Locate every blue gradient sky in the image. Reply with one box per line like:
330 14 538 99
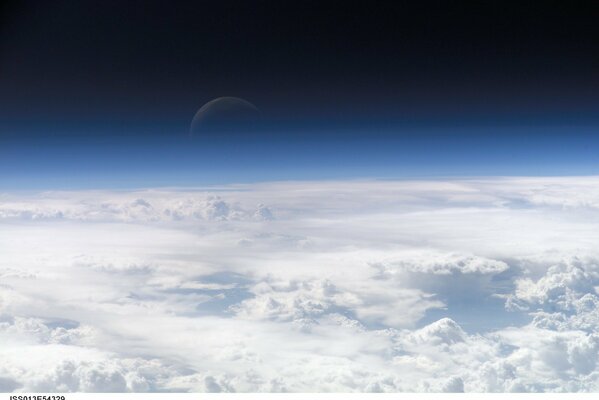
2 122 598 189
1 2 597 189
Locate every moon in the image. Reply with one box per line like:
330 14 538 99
190 97 260 136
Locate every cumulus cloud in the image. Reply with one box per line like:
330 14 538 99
0 192 271 223
2 177 599 392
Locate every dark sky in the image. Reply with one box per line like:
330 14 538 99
1 0 597 137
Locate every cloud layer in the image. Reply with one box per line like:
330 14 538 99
1 177 599 392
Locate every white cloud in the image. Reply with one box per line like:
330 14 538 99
2 177 599 392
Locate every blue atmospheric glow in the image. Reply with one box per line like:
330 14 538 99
1 124 598 189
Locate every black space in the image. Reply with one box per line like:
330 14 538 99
0 0 597 135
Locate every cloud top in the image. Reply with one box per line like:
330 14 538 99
1 177 599 392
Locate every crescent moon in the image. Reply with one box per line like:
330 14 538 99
190 97 260 136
